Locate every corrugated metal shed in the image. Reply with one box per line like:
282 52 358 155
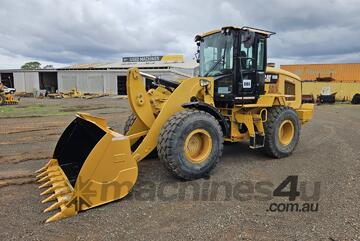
61 60 198 70
281 63 360 82
63 62 111 69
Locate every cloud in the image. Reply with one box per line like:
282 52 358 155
0 0 359 68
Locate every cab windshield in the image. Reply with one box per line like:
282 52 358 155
199 32 234 77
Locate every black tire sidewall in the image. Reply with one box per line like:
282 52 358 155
123 113 136 134
158 110 223 179
124 113 158 158
0 94 4 105
173 117 221 174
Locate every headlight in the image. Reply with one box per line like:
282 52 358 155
200 79 210 87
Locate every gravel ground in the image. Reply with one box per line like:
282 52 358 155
0 98 359 241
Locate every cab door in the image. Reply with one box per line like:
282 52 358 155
235 32 267 104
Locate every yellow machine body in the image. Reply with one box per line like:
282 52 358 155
36 26 314 222
36 66 313 222
0 92 19 105
36 69 209 222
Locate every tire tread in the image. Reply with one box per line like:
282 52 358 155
264 106 300 158
158 109 223 180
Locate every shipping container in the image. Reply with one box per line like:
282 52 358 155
302 82 360 101
281 63 360 83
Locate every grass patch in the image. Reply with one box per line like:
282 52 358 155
0 104 69 118
60 105 111 112
0 103 120 118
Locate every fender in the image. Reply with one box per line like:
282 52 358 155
182 101 229 137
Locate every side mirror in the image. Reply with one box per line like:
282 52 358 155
242 31 255 48
194 35 202 42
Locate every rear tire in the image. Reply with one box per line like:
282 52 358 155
123 113 157 158
0 94 5 106
123 113 137 135
158 109 224 180
263 106 301 158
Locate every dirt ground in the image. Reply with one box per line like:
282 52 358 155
0 97 359 241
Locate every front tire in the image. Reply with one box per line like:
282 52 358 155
263 106 301 158
158 109 224 180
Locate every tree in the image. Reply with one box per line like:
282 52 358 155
21 61 41 70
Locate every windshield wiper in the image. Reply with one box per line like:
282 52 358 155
204 57 224 77
204 39 228 77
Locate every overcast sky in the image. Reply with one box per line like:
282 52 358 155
1 0 360 68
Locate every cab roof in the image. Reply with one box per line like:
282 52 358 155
200 26 276 38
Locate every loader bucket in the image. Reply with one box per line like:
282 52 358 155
35 113 138 222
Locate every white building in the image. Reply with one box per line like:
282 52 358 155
0 55 198 95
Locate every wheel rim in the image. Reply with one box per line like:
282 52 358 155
184 129 212 164
278 120 295 146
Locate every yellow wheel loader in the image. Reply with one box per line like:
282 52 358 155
35 26 314 222
0 83 19 105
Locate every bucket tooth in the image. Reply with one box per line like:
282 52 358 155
39 179 61 189
42 195 54 203
35 159 57 173
41 189 70 203
36 168 59 179
48 171 61 178
40 187 54 196
39 180 53 189
42 193 59 203
44 200 65 213
35 165 48 174
41 186 59 196
40 183 67 195
45 206 77 223
38 177 64 189
36 171 48 179
37 175 50 183
45 212 65 223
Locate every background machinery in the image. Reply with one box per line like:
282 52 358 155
0 82 18 105
351 93 360 104
35 26 314 222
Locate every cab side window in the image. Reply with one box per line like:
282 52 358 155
257 39 265 71
240 42 254 71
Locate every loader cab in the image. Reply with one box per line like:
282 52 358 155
196 26 275 105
